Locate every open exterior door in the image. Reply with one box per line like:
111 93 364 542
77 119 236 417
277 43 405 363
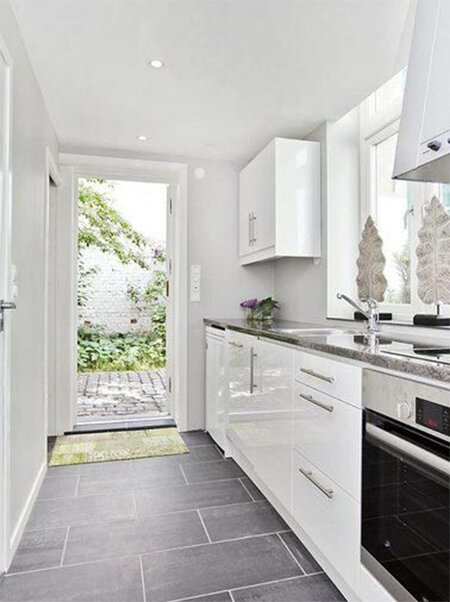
165 185 176 419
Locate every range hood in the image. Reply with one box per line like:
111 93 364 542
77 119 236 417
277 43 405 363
394 0 450 183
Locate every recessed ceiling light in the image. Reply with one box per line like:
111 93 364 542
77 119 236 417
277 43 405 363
149 59 164 69
136 135 148 141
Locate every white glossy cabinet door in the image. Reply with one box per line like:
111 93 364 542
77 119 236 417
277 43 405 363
205 329 225 449
293 381 361 500
252 339 293 510
239 138 320 264
226 331 258 466
292 450 360 594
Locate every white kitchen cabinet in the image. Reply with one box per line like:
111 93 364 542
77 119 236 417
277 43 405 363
394 0 450 182
293 381 362 501
292 449 361 594
205 326 226 449
239 138 320 264
251 339 293 510
225 331 259 465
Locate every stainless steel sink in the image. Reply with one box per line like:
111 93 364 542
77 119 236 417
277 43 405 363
272 327 363 336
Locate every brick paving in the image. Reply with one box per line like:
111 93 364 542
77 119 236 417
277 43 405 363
77 369 168 423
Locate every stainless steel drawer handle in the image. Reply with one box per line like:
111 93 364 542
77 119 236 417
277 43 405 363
228 341 243 348
299 392 333 413
298 467 334 499
300 367 334 384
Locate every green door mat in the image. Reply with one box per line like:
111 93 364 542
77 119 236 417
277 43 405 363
49 427 189 466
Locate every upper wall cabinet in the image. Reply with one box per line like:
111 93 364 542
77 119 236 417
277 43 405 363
394 0 450 183
239 138 321 265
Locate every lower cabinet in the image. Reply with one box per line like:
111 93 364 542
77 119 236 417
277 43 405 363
252 339 293 511
292 449 361 593
205 327 226 449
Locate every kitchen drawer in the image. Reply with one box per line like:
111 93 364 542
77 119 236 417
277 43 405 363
293 381 361 501
292 449 360 593
294 350 362 407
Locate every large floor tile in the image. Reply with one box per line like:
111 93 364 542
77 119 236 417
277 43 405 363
136 479 251 516
142 534 303 602
240 477 265 501
279 531 322 574
178 594 232 602
77 470 185 496
25 493 134 531
181 431 215 447
0 556 143 602
200 501 288 542
63 510 208 564
7 527 67 574
37 476 79 500
232 574 345 601
182 459 244 484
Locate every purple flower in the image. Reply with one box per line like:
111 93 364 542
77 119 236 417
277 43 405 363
240 298 259 309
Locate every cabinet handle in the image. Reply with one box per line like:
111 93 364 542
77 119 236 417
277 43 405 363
251 213 257 243
250 347 257 393
248 213 253 246
298 466 334 499
228 341 243 348
299 392 333 413
299 367 334 384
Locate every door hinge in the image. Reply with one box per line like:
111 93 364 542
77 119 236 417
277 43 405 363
169 197 173 214
166 280 169 297
169 259 173 275
168 377 172 394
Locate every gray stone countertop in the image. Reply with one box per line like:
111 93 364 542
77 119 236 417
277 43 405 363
204 318 450 385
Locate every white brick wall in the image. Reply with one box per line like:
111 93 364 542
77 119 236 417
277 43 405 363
78 247 162 333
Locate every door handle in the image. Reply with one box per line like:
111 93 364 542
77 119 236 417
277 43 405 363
0 300 16 310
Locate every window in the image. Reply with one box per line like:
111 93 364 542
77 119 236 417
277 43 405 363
360 71 450 318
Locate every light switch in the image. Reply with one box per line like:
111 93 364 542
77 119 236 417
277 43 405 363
190 264 201 302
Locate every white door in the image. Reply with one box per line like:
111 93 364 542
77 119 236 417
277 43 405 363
165 185 175 418
0 40 13 573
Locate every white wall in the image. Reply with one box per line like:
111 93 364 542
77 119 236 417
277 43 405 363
0 0 59 561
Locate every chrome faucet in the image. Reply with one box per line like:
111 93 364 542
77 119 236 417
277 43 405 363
336 293 379 334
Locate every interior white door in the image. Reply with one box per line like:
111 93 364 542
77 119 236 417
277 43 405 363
165 184 175 418
0 40 13 573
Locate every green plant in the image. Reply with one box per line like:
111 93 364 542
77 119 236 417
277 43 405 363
77 326 165 372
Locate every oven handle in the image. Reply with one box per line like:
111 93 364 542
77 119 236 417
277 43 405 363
366 423 450 477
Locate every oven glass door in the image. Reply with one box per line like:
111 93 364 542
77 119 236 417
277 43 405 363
362 410 450 602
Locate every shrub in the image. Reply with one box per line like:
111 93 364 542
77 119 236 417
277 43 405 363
77 326 165 372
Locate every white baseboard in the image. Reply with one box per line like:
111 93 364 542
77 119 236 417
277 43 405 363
7 459 46 568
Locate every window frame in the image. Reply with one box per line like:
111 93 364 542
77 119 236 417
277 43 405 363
359 77 449 320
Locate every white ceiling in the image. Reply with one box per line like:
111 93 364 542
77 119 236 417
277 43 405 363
11 0 414 163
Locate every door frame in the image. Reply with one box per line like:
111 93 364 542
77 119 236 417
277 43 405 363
43 149 61 438
59 154 188 431
0 35 13 575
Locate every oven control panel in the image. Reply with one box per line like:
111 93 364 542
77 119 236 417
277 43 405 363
416 397 450 436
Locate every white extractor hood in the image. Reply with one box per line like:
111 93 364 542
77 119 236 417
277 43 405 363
394 0 450 183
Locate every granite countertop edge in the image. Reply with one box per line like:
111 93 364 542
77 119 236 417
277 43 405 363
204 318 450 384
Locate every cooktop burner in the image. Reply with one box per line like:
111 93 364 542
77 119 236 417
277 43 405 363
381 342 450 365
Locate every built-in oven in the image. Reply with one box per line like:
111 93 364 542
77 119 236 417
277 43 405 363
362 370 449 602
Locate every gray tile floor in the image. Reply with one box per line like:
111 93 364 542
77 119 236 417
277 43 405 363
0 431 345 602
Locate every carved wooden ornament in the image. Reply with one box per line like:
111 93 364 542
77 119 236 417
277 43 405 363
356 216 387 303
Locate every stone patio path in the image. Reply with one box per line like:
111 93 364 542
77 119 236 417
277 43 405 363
77 369 168 423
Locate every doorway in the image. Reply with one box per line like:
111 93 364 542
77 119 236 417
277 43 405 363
75 178 173 430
